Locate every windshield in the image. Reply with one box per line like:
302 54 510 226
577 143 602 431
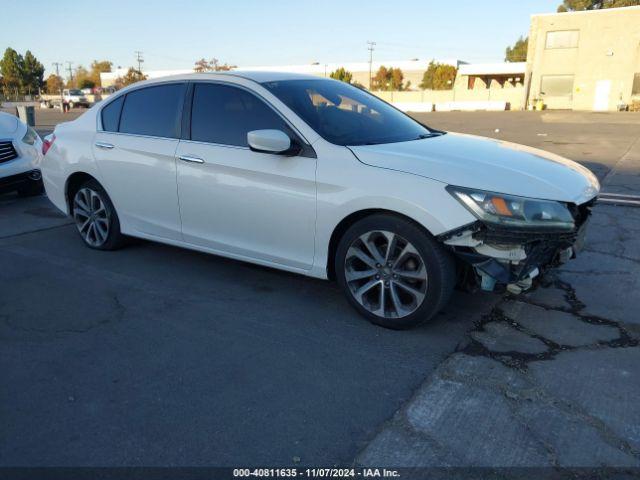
262 79 434 146
68 89 83 95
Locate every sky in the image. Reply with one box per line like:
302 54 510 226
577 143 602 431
3 0 560 77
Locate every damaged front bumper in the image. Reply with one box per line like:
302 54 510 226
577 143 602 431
438 199 594 294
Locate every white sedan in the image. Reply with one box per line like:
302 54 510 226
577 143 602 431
41 72 599 329
0 111 43 196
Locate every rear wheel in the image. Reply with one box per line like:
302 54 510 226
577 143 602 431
335 214 455 329
72 180 124 250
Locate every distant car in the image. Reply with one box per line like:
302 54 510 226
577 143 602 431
0 111 43 196
62 89 90 109
41 72 599 329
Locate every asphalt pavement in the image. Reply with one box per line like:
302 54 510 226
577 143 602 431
1 110 639 470
0 193 487 466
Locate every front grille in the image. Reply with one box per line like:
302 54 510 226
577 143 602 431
0 140 18 164
475 226 578 246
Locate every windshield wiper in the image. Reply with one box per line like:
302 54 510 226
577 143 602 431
415 132 442 140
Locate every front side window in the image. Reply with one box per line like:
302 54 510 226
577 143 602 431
263 79 432 146
190 83 289 147
101 95 124 132
540 75 574 97
119 83 186 138
545 30 579 49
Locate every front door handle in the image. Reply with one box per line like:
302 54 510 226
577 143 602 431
95 141 114 149
178 154 205 164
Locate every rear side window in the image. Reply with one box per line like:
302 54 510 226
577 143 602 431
190 83 288 146
119 83 186 138
101 95 123 132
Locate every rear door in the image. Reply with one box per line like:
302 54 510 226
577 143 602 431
93 82 187 240
175 82 317 270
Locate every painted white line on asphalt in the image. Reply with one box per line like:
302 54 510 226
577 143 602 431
600 192 640 199
597 198 640 206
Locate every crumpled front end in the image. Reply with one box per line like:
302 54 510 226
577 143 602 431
439 198 595 294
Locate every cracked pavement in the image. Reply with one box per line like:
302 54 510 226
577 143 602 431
1 111 639 470
357 114 640 471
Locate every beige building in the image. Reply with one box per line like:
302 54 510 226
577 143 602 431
526 5 640 111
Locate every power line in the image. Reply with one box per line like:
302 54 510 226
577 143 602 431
367 41 376 90
134 51 144 73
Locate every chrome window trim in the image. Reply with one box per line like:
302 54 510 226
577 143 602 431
95 130 181 142
97 78 312 148
179 138 250 151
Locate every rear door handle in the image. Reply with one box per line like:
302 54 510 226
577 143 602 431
178 154 205 164
95 141 114 149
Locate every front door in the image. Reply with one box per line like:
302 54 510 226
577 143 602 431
93 82 186 240
593 80 611 111
175 82 317 270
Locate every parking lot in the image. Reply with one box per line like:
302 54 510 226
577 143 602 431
2 109 640 469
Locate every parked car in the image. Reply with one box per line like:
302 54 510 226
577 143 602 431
40 89 91 109
62 89 90 109
0 111 43 196
40 72 599 329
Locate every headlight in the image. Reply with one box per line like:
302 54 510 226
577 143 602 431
22 126 39 146
447 186 575 230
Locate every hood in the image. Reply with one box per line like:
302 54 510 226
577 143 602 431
349 132 600 204
0 112 19 136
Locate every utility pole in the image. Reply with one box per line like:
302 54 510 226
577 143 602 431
367 41 376 90
52 62 64 102
65 61 74 83
52 62 62 77
134 51 144 73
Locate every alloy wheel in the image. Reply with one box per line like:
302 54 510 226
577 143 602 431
344 230 428 319
73 187 110 247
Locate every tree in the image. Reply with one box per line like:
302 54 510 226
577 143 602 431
557 0 640 11
114 68 147 89
45 74 63 94
22 50 44 95
193 58 234 72
0 48 24 97
372 66 408 91
68 65 93 89
329 67 353 84
419 61 457 90
505 36 528 62
89 60 112 87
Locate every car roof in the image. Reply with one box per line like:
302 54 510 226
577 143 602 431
135 70 328 87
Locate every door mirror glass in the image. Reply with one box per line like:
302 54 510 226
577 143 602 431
247 129 292 154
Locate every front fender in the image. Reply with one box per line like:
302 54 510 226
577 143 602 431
310 157 476 279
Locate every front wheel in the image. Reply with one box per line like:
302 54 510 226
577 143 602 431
72 180 124 250
335 214 456 329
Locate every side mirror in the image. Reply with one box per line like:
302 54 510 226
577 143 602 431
247 129 299 155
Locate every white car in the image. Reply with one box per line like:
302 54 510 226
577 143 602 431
0 111 43 196
62 89 90 109
41 72 599 329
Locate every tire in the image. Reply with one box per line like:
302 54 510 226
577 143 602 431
17 180 44 197
71 179 125 250
335 213 456 330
